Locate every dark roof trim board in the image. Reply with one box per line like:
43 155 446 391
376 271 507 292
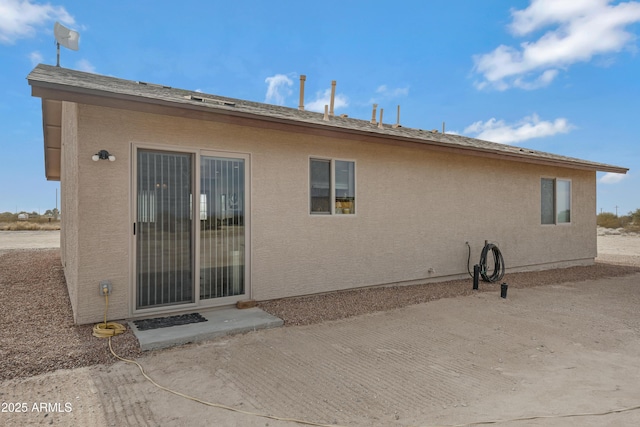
28 64 628 179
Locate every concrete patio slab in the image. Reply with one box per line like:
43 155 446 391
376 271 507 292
129 307 283 350
3 273 640 427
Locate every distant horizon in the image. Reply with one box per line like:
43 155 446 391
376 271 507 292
1 1 639 213
3 205 639 217
1 207 59 215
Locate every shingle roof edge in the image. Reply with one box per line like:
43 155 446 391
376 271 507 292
27 64 628 174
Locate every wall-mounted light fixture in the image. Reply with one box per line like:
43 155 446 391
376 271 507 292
92 150 116 162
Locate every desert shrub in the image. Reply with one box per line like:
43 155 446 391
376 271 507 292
597 212 624 228
620 215 632 228
9 222 40 230
29 216 60 224
0 212 16 222
0 222 60 231
598 209 640 232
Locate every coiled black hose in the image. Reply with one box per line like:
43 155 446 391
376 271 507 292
479 243 505 283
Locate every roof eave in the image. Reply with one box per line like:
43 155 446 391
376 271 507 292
41 98 62 181
28 75 629 176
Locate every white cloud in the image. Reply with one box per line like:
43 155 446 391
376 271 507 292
28 50 42 65
305 88 349 113
513 69 559 90
509 0 608 36
75 59 95 73
0 0 74 44
264 74 293 105
368 84 409 104
473 0 640 90
599 172 628 184
375 84 409 97
464 113 575 144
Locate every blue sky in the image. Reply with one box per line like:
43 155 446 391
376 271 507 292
1 0 639 215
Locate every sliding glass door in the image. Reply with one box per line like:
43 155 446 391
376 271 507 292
136 150 194 309
135 148 248 311
199 156 246 300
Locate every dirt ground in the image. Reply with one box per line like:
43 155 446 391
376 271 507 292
0 230 60 251
1 231 639 426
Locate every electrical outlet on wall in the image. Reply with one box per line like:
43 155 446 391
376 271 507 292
99 280 112 296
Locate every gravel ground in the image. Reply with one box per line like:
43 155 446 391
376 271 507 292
259 262 640 326
0 249 141 382
1 244 639 382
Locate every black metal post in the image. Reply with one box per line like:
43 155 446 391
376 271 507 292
501 283 508 298
473 264 479 290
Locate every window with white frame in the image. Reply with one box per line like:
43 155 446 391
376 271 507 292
310 158 355 215
541 178 571 224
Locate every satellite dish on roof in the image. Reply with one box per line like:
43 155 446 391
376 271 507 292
54 22 79 67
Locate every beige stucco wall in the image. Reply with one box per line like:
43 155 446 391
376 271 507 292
60 101 79 320
67 103 596 324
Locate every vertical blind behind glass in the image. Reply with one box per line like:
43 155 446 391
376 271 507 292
310 159 331 214
136 151 193 309
200 157 245 299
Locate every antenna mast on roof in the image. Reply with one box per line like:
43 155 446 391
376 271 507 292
53 22 79 67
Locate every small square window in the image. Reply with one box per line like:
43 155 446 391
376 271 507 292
310 158 355 215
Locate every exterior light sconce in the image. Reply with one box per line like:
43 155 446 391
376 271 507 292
92 150 116 162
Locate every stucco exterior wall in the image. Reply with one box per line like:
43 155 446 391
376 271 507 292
68 104 596 324
60 101 79 320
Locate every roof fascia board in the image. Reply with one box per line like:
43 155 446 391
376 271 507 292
41 98 61 180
